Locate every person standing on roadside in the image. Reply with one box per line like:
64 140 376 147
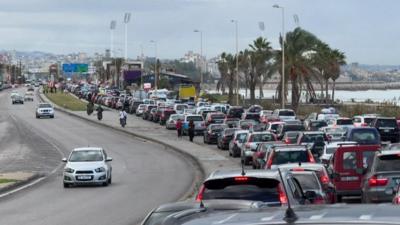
188 119 195 142
176 119 182 139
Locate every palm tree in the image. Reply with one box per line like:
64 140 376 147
275 27 322 110
217 52 236 103
248 37 275 103
328 49 346 101
313 42 332 102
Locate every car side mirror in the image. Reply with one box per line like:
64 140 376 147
106 157 113 162
62 158 67 162
304 190 317 200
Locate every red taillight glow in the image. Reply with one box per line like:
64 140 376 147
308 151 316 163
234 176 248 182
292 168 305 171
278 185 288 204
284 138 291 144
195 185 205 202
368 176 388 187
320 175 329 184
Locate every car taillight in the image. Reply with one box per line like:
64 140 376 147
195 185 205 202
277 185 287 204
284 138 291 144
234 176 248 182
292 167 304 171
320 175 330 185
368 175 388 187
308 151 316 163
361 123 368 127
265 152 274 169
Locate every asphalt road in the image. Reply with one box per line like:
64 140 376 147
0 88 195 225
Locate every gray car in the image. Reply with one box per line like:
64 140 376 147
361 150 400 203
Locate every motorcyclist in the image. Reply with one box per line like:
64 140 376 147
119 109 127 127
96 105 104 120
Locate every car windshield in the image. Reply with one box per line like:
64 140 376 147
311 121 327 127
292 173 320 190
279 111 295 116
301 133 325 143
211 114 225 119
39 104 52 108
69 150 103 162
272 150 309 165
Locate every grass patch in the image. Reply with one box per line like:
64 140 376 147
0 178 17 184
45 92 87 111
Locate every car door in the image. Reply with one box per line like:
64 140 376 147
333 147 360 192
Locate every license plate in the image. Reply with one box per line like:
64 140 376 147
77 175 91 180
384 129 390 132
341 176 359 181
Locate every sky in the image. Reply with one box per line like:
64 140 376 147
0 0 399 64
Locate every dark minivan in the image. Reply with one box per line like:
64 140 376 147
226 106 245 119
370 117 399 143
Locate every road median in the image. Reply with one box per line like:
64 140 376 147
0 172 42 196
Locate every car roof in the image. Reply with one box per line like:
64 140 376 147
378 150 400 156
73 147 103 152
273 145 308 152
302 131 324 134
207 169 279 181
277 162 325 170
325 141 357 147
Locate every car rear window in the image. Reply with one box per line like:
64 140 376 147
283 125 305 132
245 114 260 120
225 129 238 136
211 114 225 119
187 116 203 121
311 121 327 127
292 173 320 190
202 177 279 202
301 133 326 143
210 124 226 131
376 119 397 128
279 111 295 116
272 150 309 165
250 133 275 142
364 118 375 124
337 119 353 125
376 154 400 171
351 130 379 144
343 152 357 170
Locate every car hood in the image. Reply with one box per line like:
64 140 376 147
65 161 106 170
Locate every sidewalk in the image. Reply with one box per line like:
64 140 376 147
40 92 239 198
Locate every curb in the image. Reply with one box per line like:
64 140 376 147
39 92 205 201
0 173 43 196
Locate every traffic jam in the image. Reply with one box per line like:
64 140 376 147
72 86 400 224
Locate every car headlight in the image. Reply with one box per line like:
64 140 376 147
95 167 106 173
64 167 74 173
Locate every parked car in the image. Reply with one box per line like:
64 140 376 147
361 150 400 203
173 104 189 114
159 108 176 125
36 103 54 118
62 147 112 187
142 105 157 120
128 100 143 114
328 117 354 130
345 127 381 145
165 114 185 130
306 120 328 131
203 124 228 144
272 109 296 121
223 118 240 128
278 163 336 204
226 106 244 119
264 145 315 169
238 119 259 130
205 112 226 126
276 124 305 140
259 110 274 124
266 121 285 134
282 131 302 144
135 104 146 116
353 114 378 127
241 132 277 165
217 128 240 150
320 126 347 142
328 144 380 202
182 114 206 135
370 117 400 143
251 141 282 169
228 130 249 157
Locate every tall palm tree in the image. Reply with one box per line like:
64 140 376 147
275 27 321 110
248 37 275 103
217 52 236 103
328 49 346 101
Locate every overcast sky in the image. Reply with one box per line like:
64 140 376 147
0 0 399 64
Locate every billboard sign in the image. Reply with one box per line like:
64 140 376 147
62 64 88 73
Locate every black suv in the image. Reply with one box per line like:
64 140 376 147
370 117 399 143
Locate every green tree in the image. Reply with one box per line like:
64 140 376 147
328 49 346 101
217 52 236 104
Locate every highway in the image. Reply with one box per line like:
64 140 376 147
0 89 195 225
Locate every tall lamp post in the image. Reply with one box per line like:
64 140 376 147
110 20 116 58
273 4 285 109
124 13 131 60
231 19 239 105
150 40 158 91
193 29 203 92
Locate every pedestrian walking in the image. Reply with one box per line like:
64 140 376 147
176 119 182 139
188 119 195 142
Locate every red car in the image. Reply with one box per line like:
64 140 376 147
264 145 316 169
205 112 226 126
159 109 176 125
328 144 380 202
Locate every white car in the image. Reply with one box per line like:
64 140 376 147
36 103 54 118
62 147 112 187
24 91 34 101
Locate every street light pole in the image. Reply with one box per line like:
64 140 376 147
150 40 158 91
193 29 203 92
273 4 285 109
231 19 239 105
124 13 131 60
110 20 116 58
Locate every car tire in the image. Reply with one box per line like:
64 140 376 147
63 182 70 188
336 194 342 203
102 182 109 187
108 176 112 184
50 115 54 118
36 115 40 119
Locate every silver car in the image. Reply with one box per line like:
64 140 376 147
62 147 112 187
166 114 184 129
36 103 54 118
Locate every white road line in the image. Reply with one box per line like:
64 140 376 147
0 177 46 198
213 213 238 224
359 214 372 220
310 213 326 220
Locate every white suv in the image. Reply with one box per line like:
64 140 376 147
36 103 54 118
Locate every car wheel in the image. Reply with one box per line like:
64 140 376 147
102 182 109 186
63 182 70 188
108 175 112 184
36 115 40 119
336 195 342 203
229 151 232 156
50 115 54 118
